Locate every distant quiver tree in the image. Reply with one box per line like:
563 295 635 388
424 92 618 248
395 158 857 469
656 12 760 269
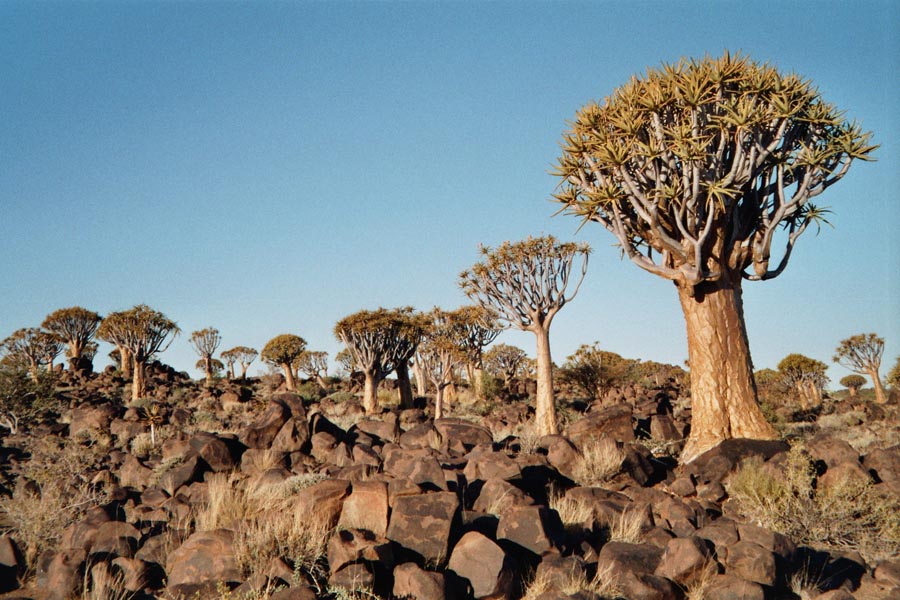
41 307 102 373
261 334 307 392
189 327 222 386
460 235 590 436
334 307 425 414
97 305 180 401
553 52 876 461
834 333 886 404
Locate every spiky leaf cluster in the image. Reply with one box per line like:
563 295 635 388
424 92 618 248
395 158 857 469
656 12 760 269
554 52 876 288
460 235 590 331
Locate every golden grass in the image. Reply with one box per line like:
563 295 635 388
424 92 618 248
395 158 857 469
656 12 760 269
571 436 625 487
521 562 620 600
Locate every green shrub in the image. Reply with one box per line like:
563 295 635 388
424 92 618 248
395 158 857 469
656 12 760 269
0 355 62 433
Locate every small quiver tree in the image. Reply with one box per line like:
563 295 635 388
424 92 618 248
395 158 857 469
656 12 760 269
41 306 102 374
452 306 501 400
294 350 329 391
834 333 887 404
97 305 180 401
189 327 222 386
777 354 829 409
261 335 307 392
225 346 258 380
483 343 528 385
334 307 425 414
839 374 867 398
460 235 590 436
220 348 239 380
560 342 636 401
417 308 469 419
554 52 876 462
2 328 63 379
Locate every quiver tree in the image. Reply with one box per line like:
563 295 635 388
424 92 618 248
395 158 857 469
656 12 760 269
334 307 425 413
834 333 887 404
295 350 329 390
452 306 501 400
886 356 900 390
460 235 590 436
189 327 222 386
222 346 258 380
97 305 180 401
417 308 470 419
195 358 224 379
483 343 528 384
261 335 307 392
554 52 876 462
2 328 63 378
840 375 867 398
41 307 102 373
777 353 829 409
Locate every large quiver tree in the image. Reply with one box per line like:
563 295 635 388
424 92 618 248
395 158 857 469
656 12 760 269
554 52 876 462
460 235 590 436
41 307 102 374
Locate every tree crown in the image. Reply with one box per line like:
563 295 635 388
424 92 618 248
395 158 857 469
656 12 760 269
334 307 426 377
554 52 876 289
261 334 307 367
189 327 222 359
833 333 884 374
459 235 590 331
97 305 180 361
41 307 102 352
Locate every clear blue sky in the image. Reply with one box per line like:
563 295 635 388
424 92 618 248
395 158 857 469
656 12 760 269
2 1 897 387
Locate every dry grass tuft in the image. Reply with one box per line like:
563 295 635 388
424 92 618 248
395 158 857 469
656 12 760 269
548 489 594 528
571 436 625 487
727 443 900 562
521 561 620 600
605 507 645 544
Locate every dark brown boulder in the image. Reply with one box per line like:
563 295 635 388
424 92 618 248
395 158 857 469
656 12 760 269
654 536 715 587
680 439 789 483
471 478 534 515
383 447 448 491
189 432 241 472
240 398 292 449
596 541 663 577
496 505 563 556
387 491 459 564
338 481 390 536
723 541 776 587
327 528 393 574
568 404 635 444
89 521 141 558
165 529 241 590
42 549 86 600
0 535 22 592
433 418 493 452
704 574 765 600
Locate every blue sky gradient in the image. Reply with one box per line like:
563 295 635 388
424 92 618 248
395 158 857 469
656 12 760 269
2 1 897 386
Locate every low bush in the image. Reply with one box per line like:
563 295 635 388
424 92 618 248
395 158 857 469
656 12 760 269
726 443 900 562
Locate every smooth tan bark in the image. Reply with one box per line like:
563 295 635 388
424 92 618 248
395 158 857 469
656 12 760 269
677 282 776 463
870 371 887 404
362 371 378 414
119 346 133 379
205 357 214 386
395 362 414 409
473 367 485 401
434 386 445 420
132 361 146 401
281 363 296 391
533 324 558 436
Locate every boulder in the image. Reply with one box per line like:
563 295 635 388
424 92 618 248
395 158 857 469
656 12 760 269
166 529 241 590
448 531 513 599
723 541 776 587
654 536 715 586
0 534 22 592
568 404 635 443
704 574 765 600
42 549 86 600
291 478 351 527
681 439 789 483
327 528 393 574
393 562 446 600
433 418 493 452
471 478 534 515
387 491 459 564
383 447 448 491
240 398 292 449
496 505 563 556
338 481 390 536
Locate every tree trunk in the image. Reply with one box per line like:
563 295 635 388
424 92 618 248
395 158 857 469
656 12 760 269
121 347 133 379
315 374 328 391
413 360 427 397
205 357 214 386
240 364 248 379
132 360 146 401
870 370 887 404
435 385 445 420
228 363 235 380
473 367 485 400
677 282 777 463
533 324 558 436
363 371 378 414
848 386 858 397
395 361 414 409
281 363 296 391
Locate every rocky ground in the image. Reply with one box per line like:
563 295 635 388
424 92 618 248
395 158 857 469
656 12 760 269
0 365 899 600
